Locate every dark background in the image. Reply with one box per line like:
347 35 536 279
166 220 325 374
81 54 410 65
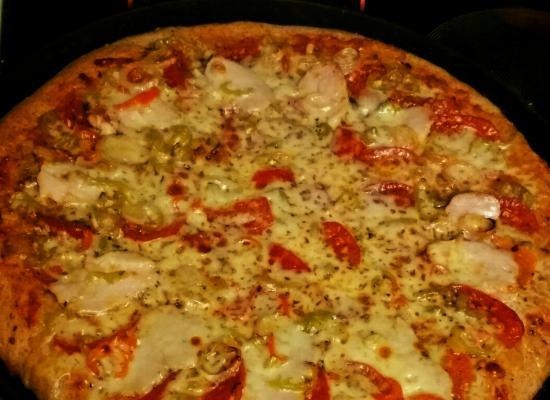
0 0 549 399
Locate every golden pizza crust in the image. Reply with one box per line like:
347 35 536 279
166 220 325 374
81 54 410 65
1 22 549 400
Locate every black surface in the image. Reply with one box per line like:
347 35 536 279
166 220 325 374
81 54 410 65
0 0 549 399
429 8 550 134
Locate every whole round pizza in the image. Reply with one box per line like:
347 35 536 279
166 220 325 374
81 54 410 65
1 22 549 400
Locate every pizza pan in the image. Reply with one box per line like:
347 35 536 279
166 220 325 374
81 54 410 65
0 0 548 399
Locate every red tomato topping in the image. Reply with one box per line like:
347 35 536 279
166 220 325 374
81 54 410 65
269 244 311 272
370 181 415 207
277 292 292 316
114 87 161 110
57 92 99 160
499 197 539 233
388 95 502 141
513 246 537 287
429 98 500 141
432 114 500 141
252 167 296 189
42 215 94 250
201 358 246 400
54 314 139 379
109 370 179 400
388 91 429 108
348 361 404 400
346 60 387 99
321 221 361 267
331 126 368 159
163 50 190 89
121 218 185 242
451 284 525 348
183 231 227 253
167 182 185 197
206 197 274 235
441 351 474 400
218 37 261 61
306 365 331 400
86 317 139 378
332 127 417 165
361 146 417 165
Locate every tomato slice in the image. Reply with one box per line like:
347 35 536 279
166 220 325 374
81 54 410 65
109 371 179 400
121 218 185 242
499 197 539 233
217 37 261 61
369 181 415 207
86 317 139 378
348 362 404 400
345 60 386 98
277 292 292 316
451 284 525 348
513 246 537 286
269 243 311 272
252 167 295 189
54 314 139 379
332 127 416 165
206 196 274 235
441 351 474 400
42 215 94 250
163 50 190 89
321 221 361 267
114 87 161 110
201 358 246 400
429 98 501 141
306 365 331 400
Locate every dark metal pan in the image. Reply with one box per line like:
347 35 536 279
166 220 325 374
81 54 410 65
0 1 548 398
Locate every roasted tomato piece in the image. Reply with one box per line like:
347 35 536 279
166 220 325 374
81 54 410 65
252 167 295 189
499 197 539 233
206 197 274 235
441 351 474 400
305 364 331 400
268 243 311 272
347 361 404 400
451 284 524 348
121 218 185 242
321 221 361 267
201 357 246 400
42 215 94 249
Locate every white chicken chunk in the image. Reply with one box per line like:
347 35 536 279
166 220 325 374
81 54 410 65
297 63 349 128
50 251 155 315
38 163 102 205
445 192 501 220
205 56 274 113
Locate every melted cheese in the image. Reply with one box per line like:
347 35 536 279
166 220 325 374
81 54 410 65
325 316 452 399
18 31 534 400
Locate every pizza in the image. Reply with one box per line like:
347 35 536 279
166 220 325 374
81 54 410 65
1 21 550 400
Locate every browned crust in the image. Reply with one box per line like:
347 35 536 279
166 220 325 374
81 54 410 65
1 21 549 400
